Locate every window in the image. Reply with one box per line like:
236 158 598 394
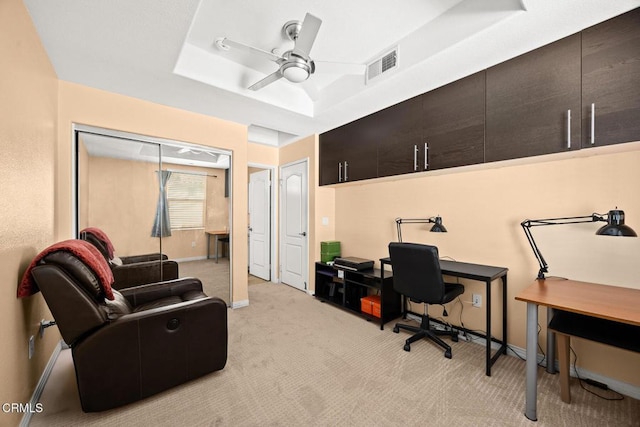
167 172 206 229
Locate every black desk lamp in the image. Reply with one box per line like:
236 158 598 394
395 216 447 242
521 209 637 279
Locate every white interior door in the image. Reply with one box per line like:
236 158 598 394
280 160 308 291
249 169 271 280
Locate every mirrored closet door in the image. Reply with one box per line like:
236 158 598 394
74 126 232 305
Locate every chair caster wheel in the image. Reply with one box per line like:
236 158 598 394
403 344 411 352
452 333 459 342
444 349 452 359
393 326 399 333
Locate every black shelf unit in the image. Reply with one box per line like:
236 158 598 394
314 262 401 330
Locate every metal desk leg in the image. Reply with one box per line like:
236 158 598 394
486 279 492 376
502 275 508 356
206 234 211 259
546 307 556 374
214 235 219 263
525 302 538 421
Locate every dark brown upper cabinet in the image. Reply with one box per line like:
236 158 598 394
581 8 640 148
375 95 423 178
422 71 486 170
485 34 582 162
319 117 378 186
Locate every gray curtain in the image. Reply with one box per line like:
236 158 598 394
151 170 172 237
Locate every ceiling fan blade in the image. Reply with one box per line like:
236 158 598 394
221 38 282 63
248 70 283 91
293 13 322 58
315 61 366 75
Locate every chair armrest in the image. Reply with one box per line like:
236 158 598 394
71 297 227 412
120 253 168 264
111 260 179 290
119 277 203 306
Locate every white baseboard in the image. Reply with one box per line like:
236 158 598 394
505 343 640 400
404 314 640 400
20 340 64 427
232 299 249 309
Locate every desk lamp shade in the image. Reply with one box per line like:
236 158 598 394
430 216 447 232
595 209 638 236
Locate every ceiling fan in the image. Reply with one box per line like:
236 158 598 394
217 13 365 94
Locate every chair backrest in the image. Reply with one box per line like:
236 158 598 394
30 251 127 346
80 232 110 261
388 242 445 304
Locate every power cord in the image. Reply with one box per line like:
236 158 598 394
570 346 624 401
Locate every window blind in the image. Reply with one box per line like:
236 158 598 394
167 173 206 229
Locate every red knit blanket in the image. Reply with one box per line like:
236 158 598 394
18 239 114 300
80 227 115 259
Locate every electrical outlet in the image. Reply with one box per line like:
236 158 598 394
28 335 35 359
472 294 482 308
191 241 196 248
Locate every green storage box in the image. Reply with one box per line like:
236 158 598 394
320 241 341 263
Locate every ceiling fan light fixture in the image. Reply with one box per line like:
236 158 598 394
282 62 310 83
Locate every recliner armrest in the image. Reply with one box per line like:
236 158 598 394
120 277 204 306
72 296 227 412
120 253 168 264
111 260 179 290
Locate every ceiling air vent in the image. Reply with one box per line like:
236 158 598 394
366 47 398 84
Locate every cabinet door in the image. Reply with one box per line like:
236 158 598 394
581 8 640 148
486 34 582 162
319 119 378 185
376 95 423 178
422 71 485 170
341 115 378 182
319 130 344 185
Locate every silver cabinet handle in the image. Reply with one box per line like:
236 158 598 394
338 162 342 182
590 103 595 145
566 109 571 149
344 161 348 181
424 142 429 170
413 145 418 171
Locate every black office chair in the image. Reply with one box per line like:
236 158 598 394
388 242 465 358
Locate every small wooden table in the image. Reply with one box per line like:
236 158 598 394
515 278 640 421
205 230 229 263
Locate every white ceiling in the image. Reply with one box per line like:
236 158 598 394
24 0 640 146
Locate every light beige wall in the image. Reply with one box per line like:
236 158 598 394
248 142 278 166
57 82 249 303
86 156 227 260
334 143 640 385
0 0 60 424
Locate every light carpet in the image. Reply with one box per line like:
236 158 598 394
178 258 230 305
30 282 639 426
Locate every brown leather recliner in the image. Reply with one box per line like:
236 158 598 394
31 249 227 412
80 231 179 290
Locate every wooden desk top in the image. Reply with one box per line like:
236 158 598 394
515 278 640 326
205 230 229 235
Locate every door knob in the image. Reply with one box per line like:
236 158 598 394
299 231 307 236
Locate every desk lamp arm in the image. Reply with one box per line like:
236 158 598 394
520 213 606 279
395 216 445 242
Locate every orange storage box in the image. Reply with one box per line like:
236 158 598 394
361 295 381 318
